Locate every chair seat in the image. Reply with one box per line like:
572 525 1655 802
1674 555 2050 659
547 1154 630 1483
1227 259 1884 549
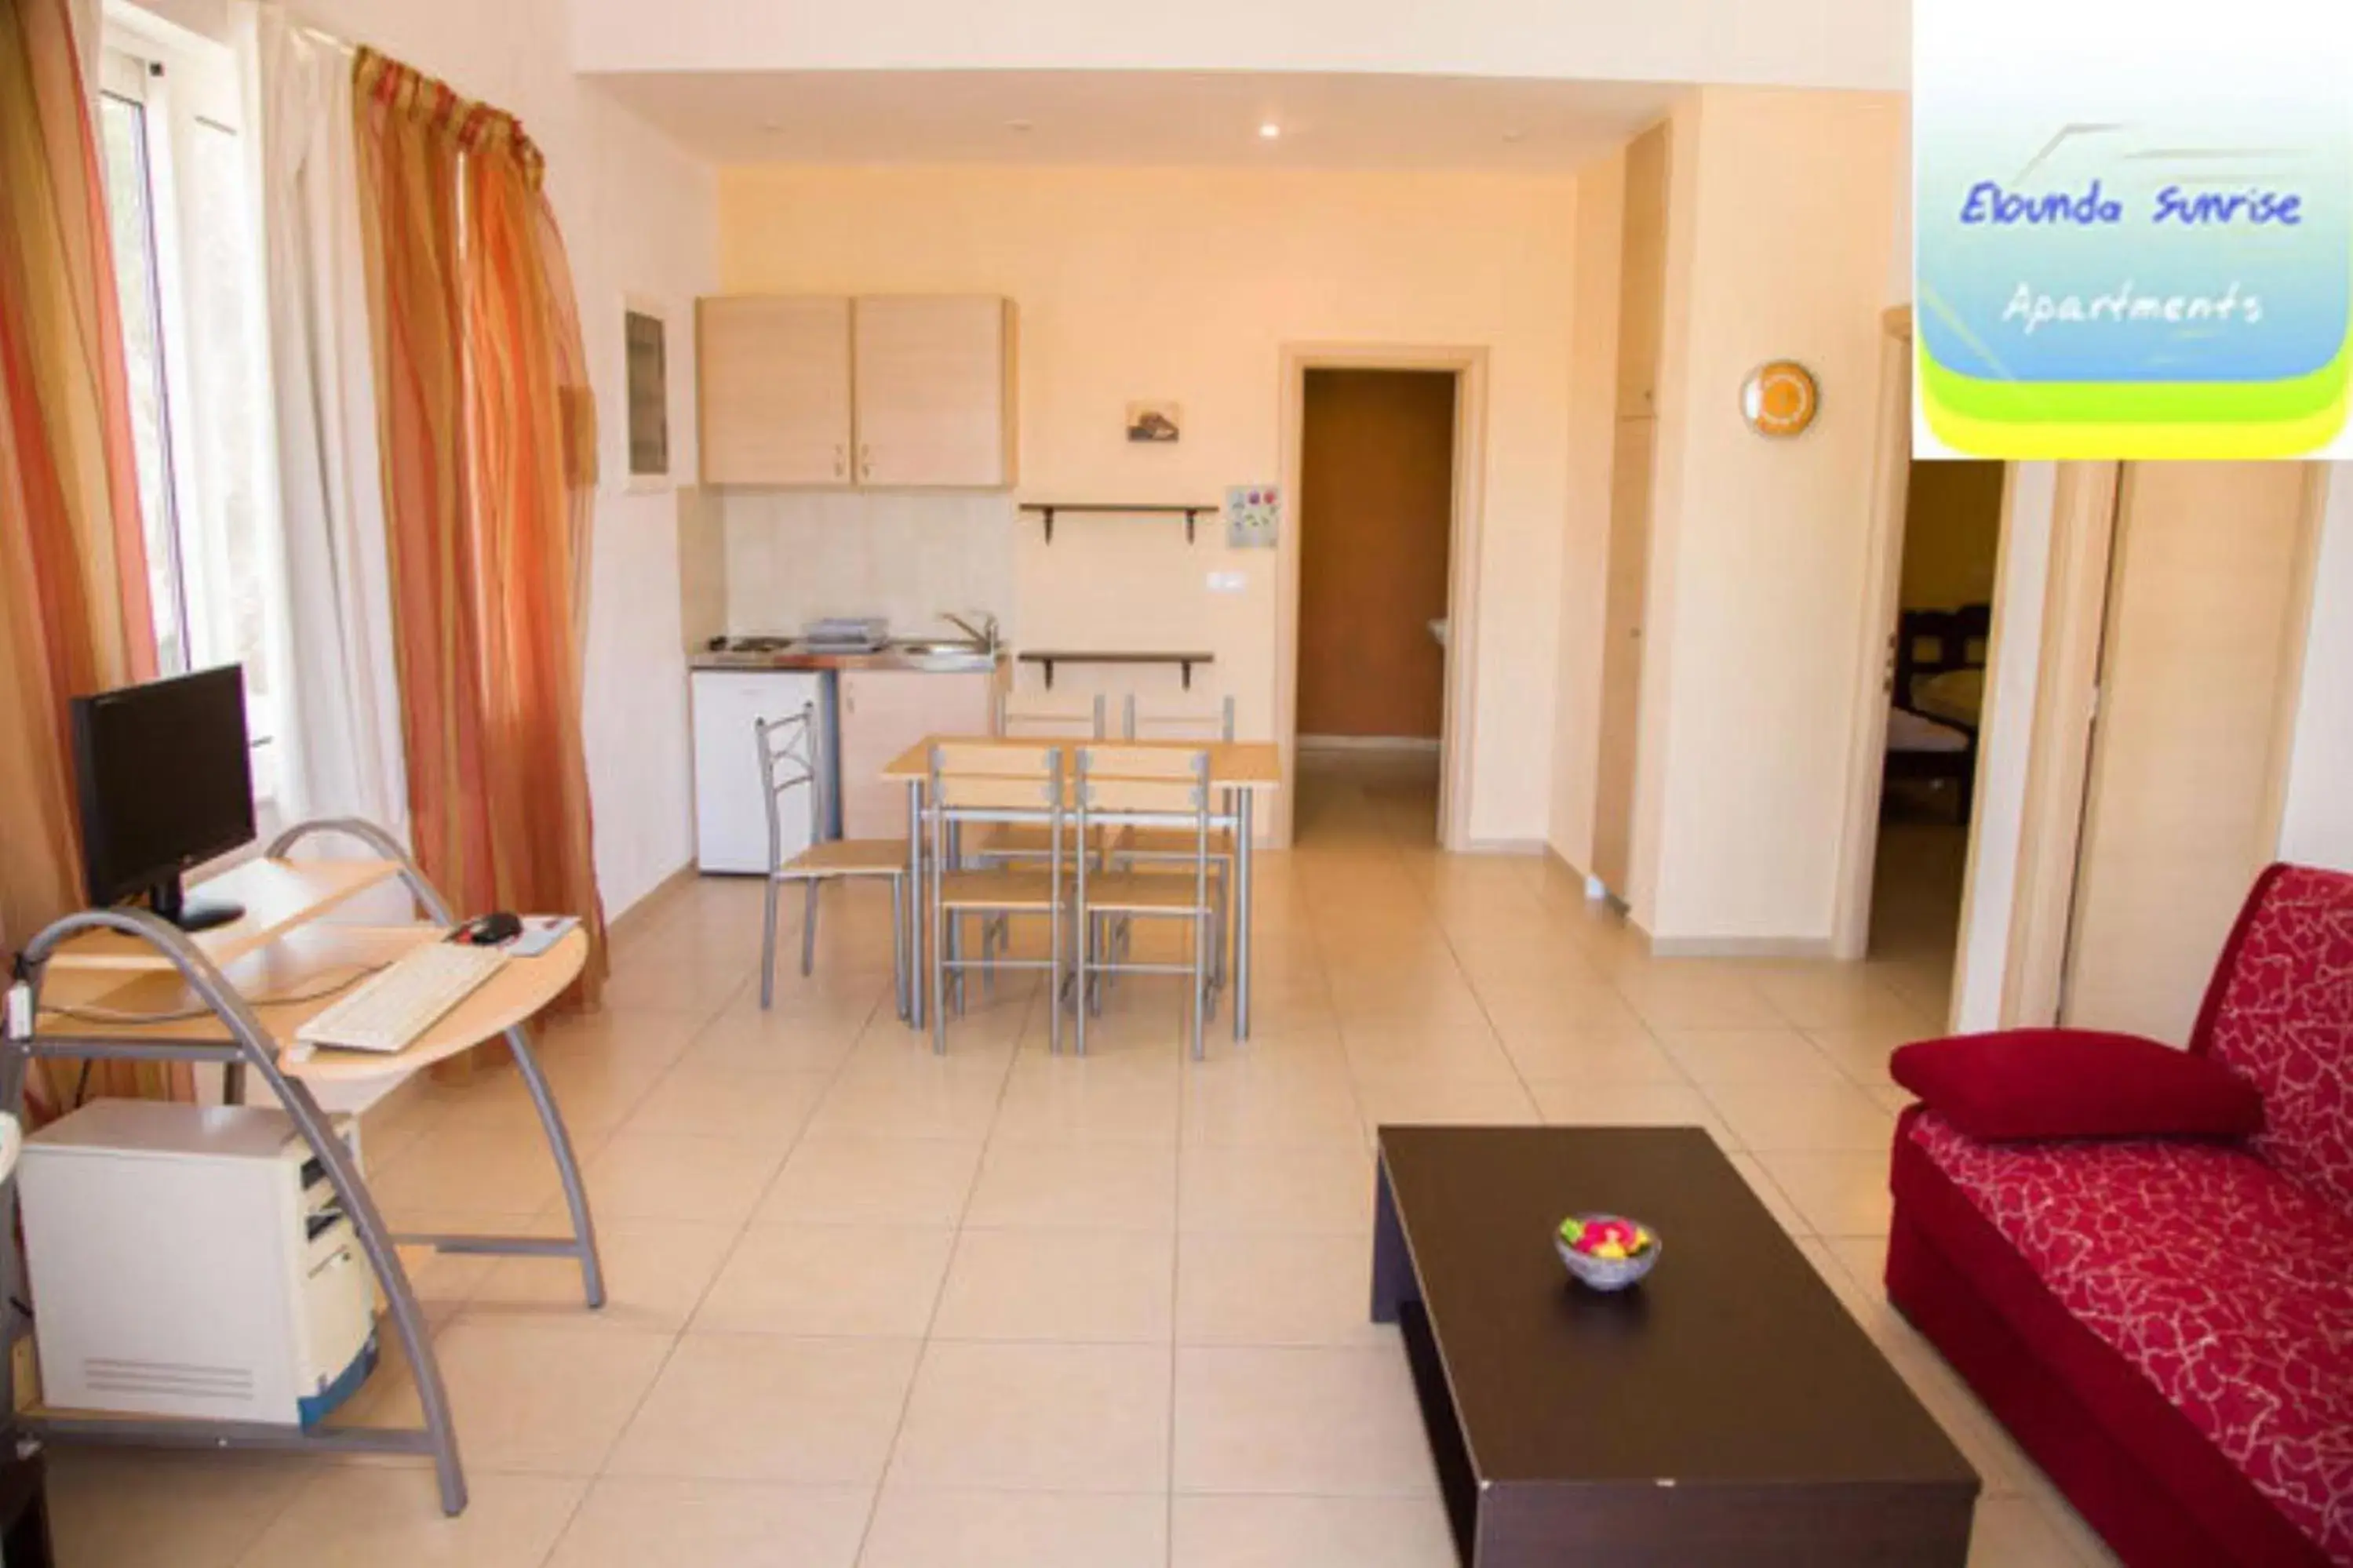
780 838 908 877
1080 872 1215 915
940 869 1062 911
1115 827 1236 860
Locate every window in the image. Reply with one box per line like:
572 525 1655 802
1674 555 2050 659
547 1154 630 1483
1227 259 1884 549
97 20 282 806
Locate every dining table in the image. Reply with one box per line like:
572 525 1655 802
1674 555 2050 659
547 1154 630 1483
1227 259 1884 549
878 737 1283 1039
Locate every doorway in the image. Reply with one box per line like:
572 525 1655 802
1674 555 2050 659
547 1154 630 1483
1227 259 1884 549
1869 458 2005 991
1284 362 1469 849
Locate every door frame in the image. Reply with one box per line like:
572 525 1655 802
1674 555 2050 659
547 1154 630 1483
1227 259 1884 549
1274 344 1490 850
1829 305 2020 993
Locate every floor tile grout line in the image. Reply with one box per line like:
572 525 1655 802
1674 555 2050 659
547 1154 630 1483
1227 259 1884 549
847 977 1037 1563
534 959 895 1563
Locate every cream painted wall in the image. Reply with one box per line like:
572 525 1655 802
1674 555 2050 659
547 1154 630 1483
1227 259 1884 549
574 0 1910 92
1546 147 1626 871
718 166 1582 843
2280 471 2353 873
1637 86 1907 944
281 0 719 919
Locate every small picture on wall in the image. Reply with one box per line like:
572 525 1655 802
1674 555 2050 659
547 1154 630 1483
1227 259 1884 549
1126 401 1182 443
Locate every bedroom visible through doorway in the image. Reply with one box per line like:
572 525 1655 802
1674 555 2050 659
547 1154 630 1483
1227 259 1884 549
1873 458 2004 1010
1293 368 1458 847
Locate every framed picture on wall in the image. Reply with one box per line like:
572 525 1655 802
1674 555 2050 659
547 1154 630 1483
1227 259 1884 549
1127 401 1182 443
623 296 671 489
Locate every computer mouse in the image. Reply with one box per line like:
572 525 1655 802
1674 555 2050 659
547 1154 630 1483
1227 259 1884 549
453 911 523 947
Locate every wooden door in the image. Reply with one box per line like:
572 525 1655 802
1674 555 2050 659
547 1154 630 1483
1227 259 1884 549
2061 462 2317 1042
853 297 1017 488
836 670 996 839
697 296 853 486
1590 417 1656 895
1297 369 1455 741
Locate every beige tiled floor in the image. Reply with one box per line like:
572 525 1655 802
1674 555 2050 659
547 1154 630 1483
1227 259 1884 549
48 755 2119 1566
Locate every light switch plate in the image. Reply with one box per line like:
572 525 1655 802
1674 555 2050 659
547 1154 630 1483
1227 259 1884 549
1206 571 1247 594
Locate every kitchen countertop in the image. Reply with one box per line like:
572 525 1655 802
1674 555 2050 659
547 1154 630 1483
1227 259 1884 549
690 642 1006 675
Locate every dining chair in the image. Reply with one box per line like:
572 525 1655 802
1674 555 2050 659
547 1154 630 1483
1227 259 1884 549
999 690 1108 739
1112 695 1238 989
1073 745 1220 1059
1121 693 1237 743
927 741 1070 1054
756 704 911 1013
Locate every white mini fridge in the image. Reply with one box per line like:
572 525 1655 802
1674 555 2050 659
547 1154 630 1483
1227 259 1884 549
690 668 827 873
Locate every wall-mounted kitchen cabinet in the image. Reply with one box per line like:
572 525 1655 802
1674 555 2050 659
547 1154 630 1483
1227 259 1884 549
698 296 854 486
698 293 1018 490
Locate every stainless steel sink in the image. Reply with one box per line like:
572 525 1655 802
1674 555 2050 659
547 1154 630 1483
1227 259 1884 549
887 638 989 657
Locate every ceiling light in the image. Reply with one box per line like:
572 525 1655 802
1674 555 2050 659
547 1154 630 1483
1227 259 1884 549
1501 129 1527 144
1258 122 1281 140
1008 118 1033 133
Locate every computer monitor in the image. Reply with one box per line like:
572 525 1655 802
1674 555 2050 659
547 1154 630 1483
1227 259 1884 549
71 666 257 931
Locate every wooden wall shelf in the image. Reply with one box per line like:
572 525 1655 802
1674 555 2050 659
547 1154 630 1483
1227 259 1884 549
1019 502 1217 545
1019 650 1215 690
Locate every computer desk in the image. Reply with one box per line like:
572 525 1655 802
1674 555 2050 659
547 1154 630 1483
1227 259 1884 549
0 819 602 1517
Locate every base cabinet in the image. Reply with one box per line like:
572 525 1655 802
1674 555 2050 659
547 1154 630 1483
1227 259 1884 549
836 669 995 839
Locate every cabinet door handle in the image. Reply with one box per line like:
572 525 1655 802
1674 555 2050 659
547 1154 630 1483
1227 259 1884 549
859 443 872 481
834 443 847 478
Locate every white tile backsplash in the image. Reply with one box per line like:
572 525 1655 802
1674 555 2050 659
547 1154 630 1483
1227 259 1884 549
722 490 1018 641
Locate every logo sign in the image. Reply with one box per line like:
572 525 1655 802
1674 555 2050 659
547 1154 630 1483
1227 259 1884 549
1914 0 2353 458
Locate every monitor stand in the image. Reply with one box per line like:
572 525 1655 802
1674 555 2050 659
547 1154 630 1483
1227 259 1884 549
150 873 244 933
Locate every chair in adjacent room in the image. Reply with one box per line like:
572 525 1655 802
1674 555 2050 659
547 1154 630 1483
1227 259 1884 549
755 704 911 1013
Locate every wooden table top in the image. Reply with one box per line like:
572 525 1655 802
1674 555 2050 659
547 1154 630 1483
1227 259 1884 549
880 736 1282 790
1376 1126 1976 1490
36 922 589 1084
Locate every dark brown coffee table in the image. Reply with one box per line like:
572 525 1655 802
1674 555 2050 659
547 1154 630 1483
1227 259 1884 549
1371 1126 1977 1566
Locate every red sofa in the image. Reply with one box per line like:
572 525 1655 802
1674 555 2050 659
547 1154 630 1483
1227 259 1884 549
1887 863 2353 1568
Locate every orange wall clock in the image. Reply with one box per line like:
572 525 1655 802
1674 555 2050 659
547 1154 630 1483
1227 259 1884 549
1740 360 1819 437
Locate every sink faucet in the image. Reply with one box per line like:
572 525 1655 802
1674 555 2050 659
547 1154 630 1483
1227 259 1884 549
938 609 1000 653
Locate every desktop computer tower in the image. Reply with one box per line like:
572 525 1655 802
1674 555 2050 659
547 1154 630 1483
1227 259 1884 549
18 1100 378 1426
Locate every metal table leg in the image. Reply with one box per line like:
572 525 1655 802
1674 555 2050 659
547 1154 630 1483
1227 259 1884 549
906 779 926 1029
501 1023 605 1308
1233 789 1255 1041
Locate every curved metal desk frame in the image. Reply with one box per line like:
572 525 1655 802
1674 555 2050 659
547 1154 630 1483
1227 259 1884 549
0 819 607 1517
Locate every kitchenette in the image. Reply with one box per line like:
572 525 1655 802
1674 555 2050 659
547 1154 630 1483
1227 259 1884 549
684 292 1021 872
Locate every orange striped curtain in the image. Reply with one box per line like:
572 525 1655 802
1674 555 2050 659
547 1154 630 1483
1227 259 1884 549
0 0 182 1110
351 49 606 1002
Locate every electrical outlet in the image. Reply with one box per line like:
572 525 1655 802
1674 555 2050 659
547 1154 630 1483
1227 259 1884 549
1206 571 1247 595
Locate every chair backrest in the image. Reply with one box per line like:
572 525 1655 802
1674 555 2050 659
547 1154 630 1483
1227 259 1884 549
1076 746 1211 823
754 705 821 869
928 742 1064 813
1124 693 1236 742
999 691 1108 739
2192 862 2353 1210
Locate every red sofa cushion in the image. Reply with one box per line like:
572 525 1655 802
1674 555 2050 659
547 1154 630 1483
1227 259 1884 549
2191 864 2353 1212
1907 1111 2353 1563
1890 1028 2265 1143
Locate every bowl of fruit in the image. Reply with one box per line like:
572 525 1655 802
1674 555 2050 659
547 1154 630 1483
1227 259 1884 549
1555 1214 1661 1292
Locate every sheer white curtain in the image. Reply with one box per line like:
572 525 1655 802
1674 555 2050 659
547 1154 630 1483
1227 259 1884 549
241 4 408 839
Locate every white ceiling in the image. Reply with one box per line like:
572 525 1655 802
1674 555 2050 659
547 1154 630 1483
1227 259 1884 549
591 70 1681 171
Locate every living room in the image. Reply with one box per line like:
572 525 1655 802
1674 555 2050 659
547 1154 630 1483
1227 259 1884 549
3 0 2349 1565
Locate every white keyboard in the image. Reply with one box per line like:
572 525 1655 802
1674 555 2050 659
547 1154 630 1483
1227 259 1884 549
296 941 508 1053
